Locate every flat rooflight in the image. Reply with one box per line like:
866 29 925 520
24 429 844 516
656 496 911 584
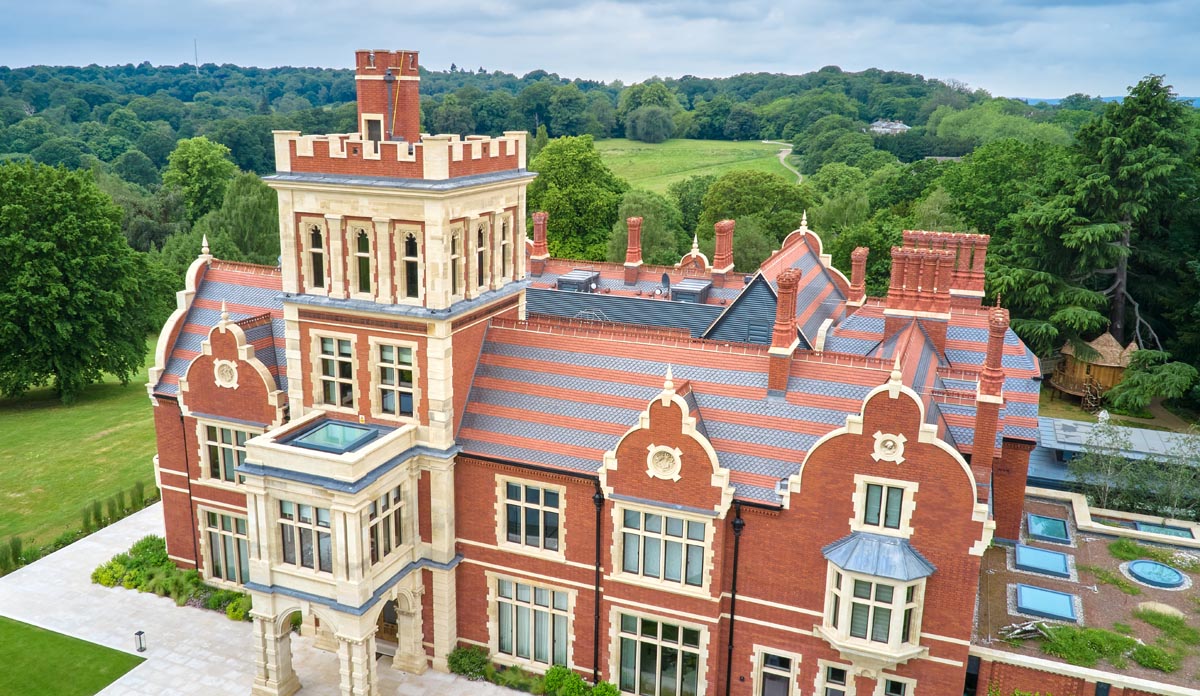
1014 545 1071 578
1134 522 1194 539
1027 513 1070 544
287 420 379 454
1015 584 1077 622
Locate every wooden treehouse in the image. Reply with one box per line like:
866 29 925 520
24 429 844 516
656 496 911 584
1049 332 1138 411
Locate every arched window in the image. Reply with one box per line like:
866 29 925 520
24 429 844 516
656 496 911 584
308 224 325 289
403 232 420 299
355 229 371 294
476 224 487 288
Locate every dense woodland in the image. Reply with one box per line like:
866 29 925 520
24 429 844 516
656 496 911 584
0 60 1198 420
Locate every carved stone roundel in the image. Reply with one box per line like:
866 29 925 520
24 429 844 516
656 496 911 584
646 445 682 482
214 360 239 389
871 431 906 464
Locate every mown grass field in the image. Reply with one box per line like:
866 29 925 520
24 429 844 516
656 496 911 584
0 343 157 548
595 138 799 193
0 617 143 695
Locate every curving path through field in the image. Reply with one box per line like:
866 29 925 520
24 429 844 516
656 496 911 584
762 140 802 183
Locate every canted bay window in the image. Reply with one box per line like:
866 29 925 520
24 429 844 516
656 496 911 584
621 509 707 588
503 481 561 552
495 577 570 667
617 613 701 696
202 423 253 483
367 486 404 565
279 501 332 573
205 511 249 584
824 567 923 651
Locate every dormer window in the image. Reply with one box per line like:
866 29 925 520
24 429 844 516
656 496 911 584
308 224 325 290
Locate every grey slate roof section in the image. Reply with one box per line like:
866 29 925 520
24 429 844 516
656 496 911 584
460 412 619 452
835 313 886 335
732 482 782 504
473 363 662 401
822 532 936 581
284 280 528 321
693 393 848 427
1037 416 1200 460
823 335 881 355
526 287 723 337
265 168 536 191
485 342 769 389
1005 377 1042 393
941 378 978 392
469 388 642 425
680 389 709 442
458 439 601 472
718 452 801 479
786 378 872 401
703 275 781 346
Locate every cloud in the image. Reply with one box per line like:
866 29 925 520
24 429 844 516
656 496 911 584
0 0 1195 98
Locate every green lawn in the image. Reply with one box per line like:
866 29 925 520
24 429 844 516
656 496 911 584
0 617 143 695
595 138 798 194
0 343 157 548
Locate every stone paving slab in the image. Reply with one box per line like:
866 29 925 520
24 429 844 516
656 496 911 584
0 503 510 695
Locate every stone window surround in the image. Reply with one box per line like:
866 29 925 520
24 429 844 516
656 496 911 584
607 605 710 696
276 498 333 574
308 329 359 416
849 474 919 539
473 219 491 292
609 500 715 600
197 505 250 590
195 418 262 490
814 659 856 696
397 224 423 303
820 563 926 662
494 475 567 561
366 484 406 566
483 570 577 672
347 220 376 301
749 644 802 696
875 674 917 696
367 337 420 422
299 216 328 293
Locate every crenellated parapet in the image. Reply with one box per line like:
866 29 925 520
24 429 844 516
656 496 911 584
272 129 526 181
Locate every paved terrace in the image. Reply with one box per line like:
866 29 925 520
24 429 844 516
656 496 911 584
0 504 506 695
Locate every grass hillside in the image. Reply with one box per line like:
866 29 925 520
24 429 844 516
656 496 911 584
0 343 157 548
595 138 799 193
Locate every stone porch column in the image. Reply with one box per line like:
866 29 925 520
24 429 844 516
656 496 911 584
391 591 428 674
336 632 379 696
251 615 301 696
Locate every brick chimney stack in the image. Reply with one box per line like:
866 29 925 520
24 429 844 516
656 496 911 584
713 220 735 282
848 247 868 305
354 50 421 144
768 268 802 393
624 217 643 286
530 211 549 276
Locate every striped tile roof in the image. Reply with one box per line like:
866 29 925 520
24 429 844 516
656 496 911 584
153 261 285 396
458 317 892 504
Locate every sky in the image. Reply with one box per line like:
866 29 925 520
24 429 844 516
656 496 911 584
2 0 1197 98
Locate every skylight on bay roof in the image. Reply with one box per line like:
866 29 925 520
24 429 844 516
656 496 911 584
1014 545 1071 578
1027 513 1070 544
1015 584 1077 622
1134 522 1194 539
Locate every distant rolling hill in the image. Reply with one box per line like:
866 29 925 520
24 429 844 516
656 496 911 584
1021 96 1200 106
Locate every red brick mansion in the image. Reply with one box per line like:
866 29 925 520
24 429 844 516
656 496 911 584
148 50 1197 696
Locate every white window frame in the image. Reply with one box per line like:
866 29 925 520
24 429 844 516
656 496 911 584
368 338 418 421
349 223 374 299
311 331 358 414
849 475 919 539
277 499 333 574
612 608 707 696
399 228 422 302
822 563 924 655
496 477 565 559
612 502 713 596
814 660 855 696
302 219 327 292
486 572 574 671
875 675 917 696
366 485 406 566
201 508 250 587
751 645 800 696
197 420 260 487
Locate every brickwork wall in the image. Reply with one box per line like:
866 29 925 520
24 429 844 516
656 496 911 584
181 326 281 425
979 659 1090 696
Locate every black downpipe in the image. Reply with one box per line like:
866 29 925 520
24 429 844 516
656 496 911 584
177 409 201 566
592 485 605 684
724 504 745 696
